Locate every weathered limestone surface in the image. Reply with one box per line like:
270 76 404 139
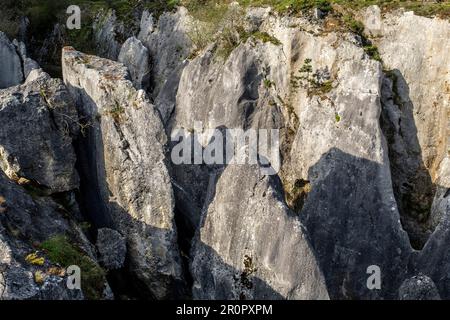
173 11 412 299
93 10 126 61
191 164 329 300
62 47 184 299
138 7 192 122
96 228 126 270
118 37 151 91
398 275 441 300
0 32 24 89
0 69 79 193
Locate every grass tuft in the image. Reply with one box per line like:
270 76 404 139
40 235 106 300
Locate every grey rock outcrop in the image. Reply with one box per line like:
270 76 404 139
0 170 89 300
0 32 23 89
13 40 40 78
398 275 441 300
278 27 414 299
170 10 412 299
169 38 285 232
361 7 450 298
415 159 450 299
62 47 184 299
138 8 192 122
96 228 126 270
363 5 382 37
118 37 151 90
0 3 449 301
0 69 79 193
93 9 127 60
191 164 329 300
369 9 450 248
260 15 414 300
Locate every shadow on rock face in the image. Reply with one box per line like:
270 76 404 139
416 204 450 299
380 69 436 250
300 147 413 300
190 158 329 300
191 242 285 300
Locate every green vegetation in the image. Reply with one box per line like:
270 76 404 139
292 58 335 96
108 102 126 123
2 0 448 42
335 112 341 122
252 31 282 45
40 235 106 300
310 79 334 95
363 44 382 62
343 14 364 34
342 14 383 62
182 0 450 18
264 78 275 88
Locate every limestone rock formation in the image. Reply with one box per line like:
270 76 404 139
0 2 449 301
96 228 126 270
138 7 192 122
169 39 285 234
62 47 184 299
93 9 128 61
171 11 412 299
118 37 151 91
280 30 413 298
0 32 23 89
0 69 79 193
370 9 450 249
191 164 329 300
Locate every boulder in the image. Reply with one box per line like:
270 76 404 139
0 69 79 193
96 228 126 270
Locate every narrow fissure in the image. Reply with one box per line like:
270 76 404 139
380 70 438 250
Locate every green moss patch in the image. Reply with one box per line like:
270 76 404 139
40 235 106 300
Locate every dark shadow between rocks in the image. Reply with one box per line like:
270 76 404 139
168 126 229 297
380 69 436 250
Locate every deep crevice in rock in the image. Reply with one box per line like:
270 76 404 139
380 70 437 250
